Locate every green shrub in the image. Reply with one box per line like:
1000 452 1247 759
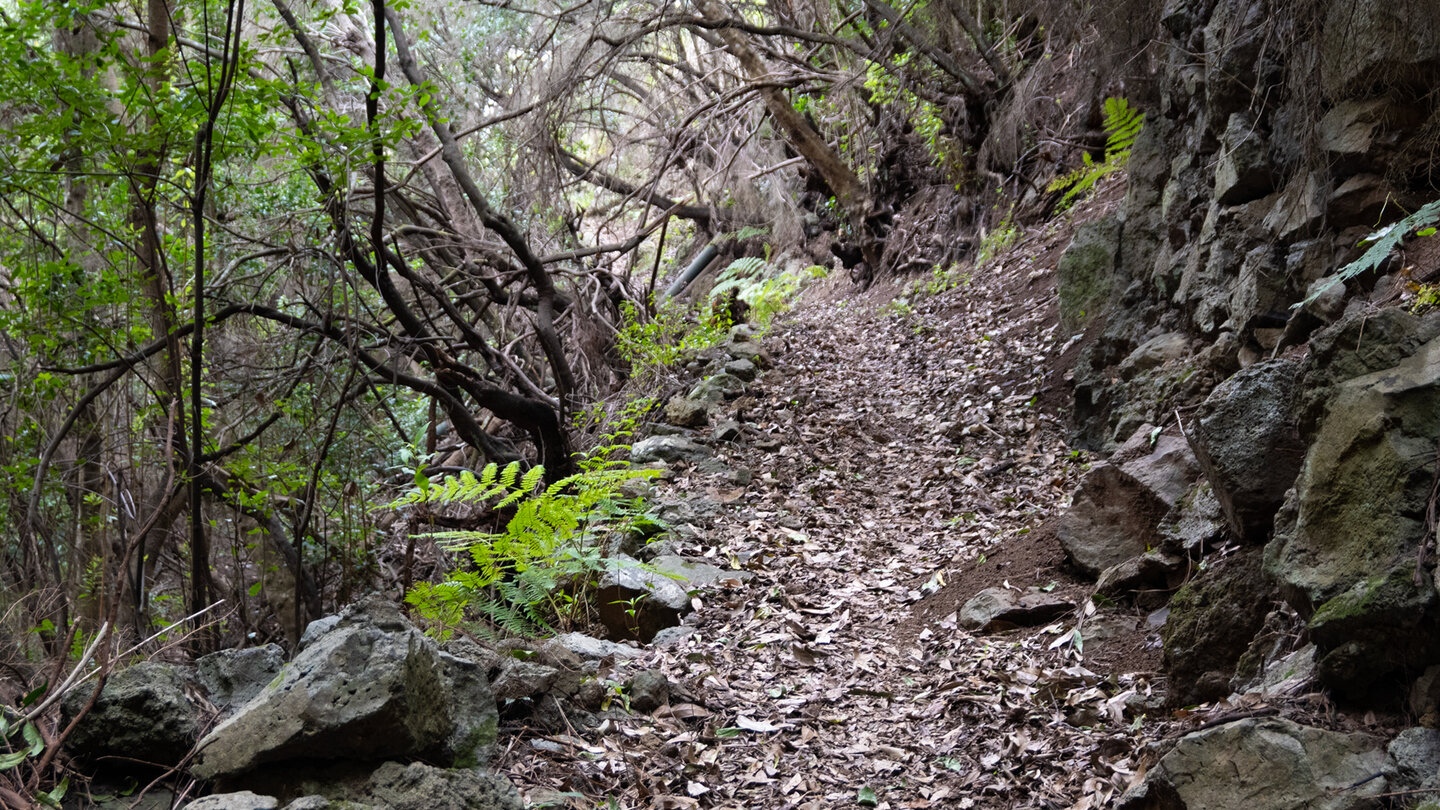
615 298 731 380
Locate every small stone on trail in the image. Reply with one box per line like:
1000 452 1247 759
712 419 744 442
650 625 697 648
626 669 671 712
663 396 710 427
630 435 712 464
550 632 643 663
723 358 759 381
958 587 1076 632
649 554 751 587
690 371 747 404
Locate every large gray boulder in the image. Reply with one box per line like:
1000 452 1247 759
1189 359 1304 541
1266 333 1440 695
62 661 198 767
1116 717 1387 810
191 598 498 779
1059 429 1201 577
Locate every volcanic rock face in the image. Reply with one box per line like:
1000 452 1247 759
1058 0 1440 711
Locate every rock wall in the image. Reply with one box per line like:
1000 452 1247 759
1059 0 1440 702
1070 0 1440 451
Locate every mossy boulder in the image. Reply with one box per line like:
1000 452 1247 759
1057 215 1120 335
1268 333 1440 611
1307 562 1439 698
1266 329 1440 697
1162 547 1274 706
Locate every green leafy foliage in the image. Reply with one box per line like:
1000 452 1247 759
615 299 733 379
1047 97 1145 208
1413 283 1440 314
709 258 826 328
395 460 661 639
863 55 959 175
1 688 69 807
976 208 1021 267
1299 198 1440 308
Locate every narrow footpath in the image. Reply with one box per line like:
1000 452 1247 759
510 236 1158 809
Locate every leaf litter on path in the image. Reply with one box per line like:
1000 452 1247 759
506 226 1163 809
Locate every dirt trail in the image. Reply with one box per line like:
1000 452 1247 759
510 235 1158 808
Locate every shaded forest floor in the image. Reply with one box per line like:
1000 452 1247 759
504 197 1171 809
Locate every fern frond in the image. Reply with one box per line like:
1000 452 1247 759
1046 97 1144 210
1102 97 1144 159
718 256 769 283
1296 198 1440 307
473 593 548 637
398 456 664 639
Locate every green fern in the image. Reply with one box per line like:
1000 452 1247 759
388 461 544 508
709 257 815 327
1296 198 1440 308
1101 97 1144 156
396 460 660 638
1047 97 1145 208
